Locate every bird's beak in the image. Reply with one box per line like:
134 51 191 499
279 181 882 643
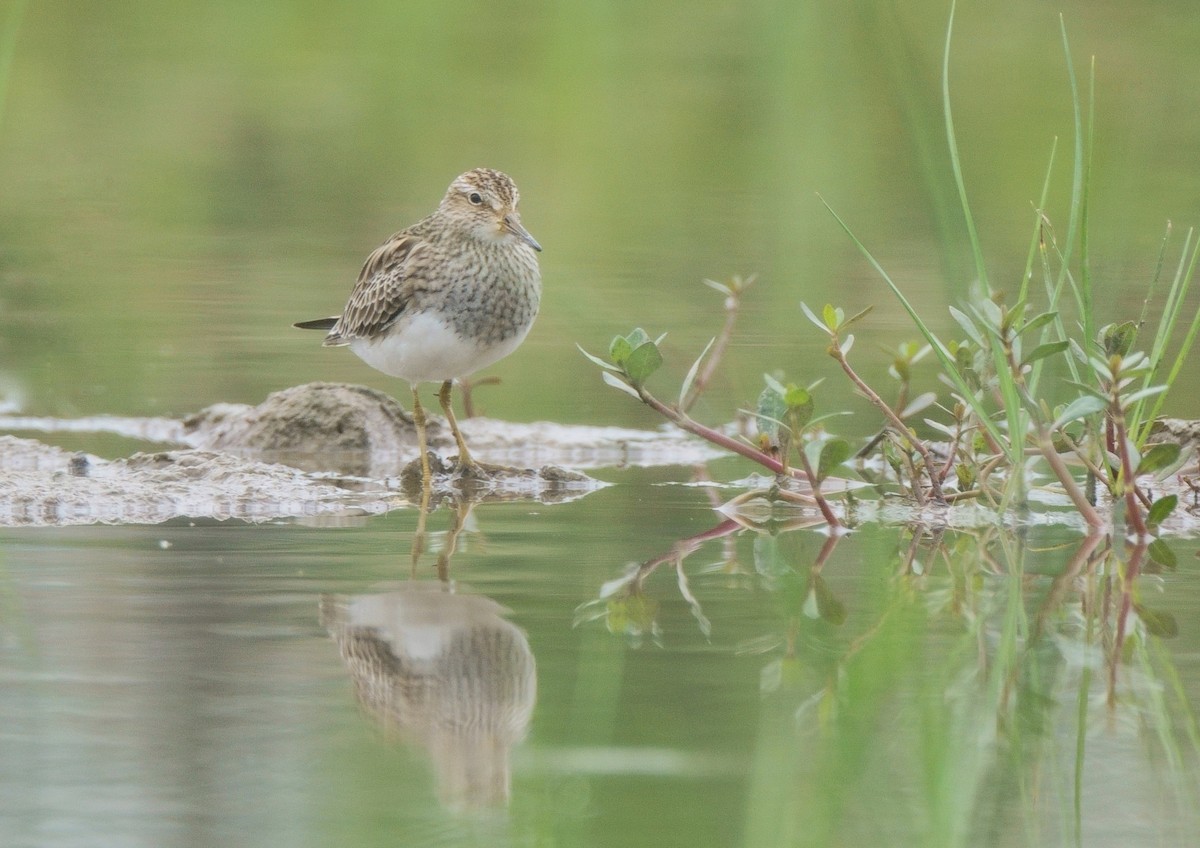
504 213 542 252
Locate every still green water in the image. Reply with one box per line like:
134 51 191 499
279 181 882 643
2 1 1200 846
3 489 1199 846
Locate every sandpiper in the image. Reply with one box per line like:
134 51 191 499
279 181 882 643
295 168 542 488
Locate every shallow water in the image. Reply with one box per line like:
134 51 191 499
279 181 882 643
3 2 1200 846
3 485 1199 847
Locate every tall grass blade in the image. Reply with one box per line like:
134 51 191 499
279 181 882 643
942 0 988 290
818 195 1005 449
1136 233 1200 444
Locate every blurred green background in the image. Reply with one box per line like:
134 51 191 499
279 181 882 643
2 0 1199 435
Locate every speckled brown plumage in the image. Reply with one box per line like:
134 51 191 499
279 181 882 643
295 168 542 485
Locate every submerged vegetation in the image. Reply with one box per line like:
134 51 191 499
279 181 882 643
581 9 1200 539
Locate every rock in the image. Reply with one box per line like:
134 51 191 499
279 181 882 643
182 382 447 476
1149 418 1200 449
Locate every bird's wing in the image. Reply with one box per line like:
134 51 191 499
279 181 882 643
324 231 428 345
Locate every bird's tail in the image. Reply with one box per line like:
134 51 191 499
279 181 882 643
293 317 339 331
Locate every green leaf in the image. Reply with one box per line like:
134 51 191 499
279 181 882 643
577 344 620 372
1021 340 1070 368
1137 443 1182 477
952 341 976 374
1001 295 1027 334
1016 310 1058 338
949 306 985 348
609 335 633 365
1087 355 1113 381
1052 395 1107 430
753 534 790 579
785 388 814 433
1119 351 1149 374
1133 602 1179 638
627 327 650 348
762 373 787 396
924 418 956 437
799 301 826 332
842 306 874 330
624 342 662 387
1101 321 1138 357
822 303 844 330
1147 538 1178 570
811 575 847 626
900 392 938 420
678 337 715 408
1146 494 1178 527
803 438 823 477
601 369 640 399
1060 380 1107 400
756 385 787 440
817 438 852 482
974 298 1003 333
784 385 811 409
1122 385 1168 406
807 410 853 429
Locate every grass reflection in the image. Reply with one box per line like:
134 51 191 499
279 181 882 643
580 515 1200 846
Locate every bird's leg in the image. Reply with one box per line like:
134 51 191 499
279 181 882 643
410 481 432 577
438 379 477 471
411 384 432 489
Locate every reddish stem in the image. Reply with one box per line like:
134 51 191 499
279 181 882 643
828 341 945 504
637 387 791 476
636 386 841 528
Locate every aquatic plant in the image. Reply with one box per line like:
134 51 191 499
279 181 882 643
580 8 1200 539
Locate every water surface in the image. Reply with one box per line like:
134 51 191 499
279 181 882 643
3 2 1200 846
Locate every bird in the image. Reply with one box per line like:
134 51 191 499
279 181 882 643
294 168 542 488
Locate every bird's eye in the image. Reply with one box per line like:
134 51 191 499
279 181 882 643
468 192 484 205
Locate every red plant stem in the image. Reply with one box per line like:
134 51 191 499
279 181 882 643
813 532 841 571
637 517 743 575
636 387 790 476
1036 429 1106 532
937 418 965 484
1110 542 1146 706
683 287 745 413
636 386 841 527
1111 412 1149 539
828 342 945 504
795 446 843 528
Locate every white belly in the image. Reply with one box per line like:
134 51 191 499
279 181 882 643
348 311 530 385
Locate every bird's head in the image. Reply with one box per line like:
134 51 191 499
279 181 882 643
441 168 542 253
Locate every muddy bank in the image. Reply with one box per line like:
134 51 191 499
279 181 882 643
5 383 1196 531
0 382 726 526
0 382 726 476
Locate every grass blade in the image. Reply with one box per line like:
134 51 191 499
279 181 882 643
943 0 988 290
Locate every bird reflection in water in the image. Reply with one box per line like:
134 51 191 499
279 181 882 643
320 495 536 810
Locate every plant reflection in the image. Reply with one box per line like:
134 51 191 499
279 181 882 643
580 511 1199 844
320 495 536 811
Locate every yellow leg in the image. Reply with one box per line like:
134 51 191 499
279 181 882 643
437 379 475 470
411 384 432 489
410 480 432 577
